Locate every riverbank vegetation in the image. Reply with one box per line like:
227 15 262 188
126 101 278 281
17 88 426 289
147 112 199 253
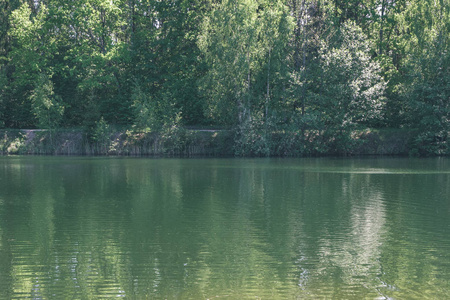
0 128 412 156
1 0 449 156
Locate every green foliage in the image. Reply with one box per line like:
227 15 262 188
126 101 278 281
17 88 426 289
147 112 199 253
8 3 48 90
0 69 6 128
91 117 111 154
0 0 449 156
131 82 155 132
160 112 187 155
398 0 450 155
0 131 28 154
234 113 272 156
132 81 184 133
199 0 294 125
7 134 26 154
30 74 64 130
308 21 386 149
130 79 188 154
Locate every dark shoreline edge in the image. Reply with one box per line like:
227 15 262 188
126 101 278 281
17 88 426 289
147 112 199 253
0 128 433 157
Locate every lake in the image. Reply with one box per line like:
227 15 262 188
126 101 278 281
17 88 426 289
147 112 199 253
0 157 449 299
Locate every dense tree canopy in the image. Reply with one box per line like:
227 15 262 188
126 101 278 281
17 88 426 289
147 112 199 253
1 0 449 155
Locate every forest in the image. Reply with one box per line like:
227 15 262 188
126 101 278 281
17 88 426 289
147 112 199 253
0 0 449 156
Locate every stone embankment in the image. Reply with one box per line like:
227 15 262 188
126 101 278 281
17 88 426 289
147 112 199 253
0 128 413 156
0 129 233 156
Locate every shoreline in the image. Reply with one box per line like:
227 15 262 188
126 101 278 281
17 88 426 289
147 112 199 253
0 127 421 157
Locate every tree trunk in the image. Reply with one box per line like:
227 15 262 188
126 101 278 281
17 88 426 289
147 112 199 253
379 0 386 55
266 48 271 120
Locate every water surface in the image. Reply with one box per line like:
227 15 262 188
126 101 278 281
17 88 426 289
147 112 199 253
1 157 449 299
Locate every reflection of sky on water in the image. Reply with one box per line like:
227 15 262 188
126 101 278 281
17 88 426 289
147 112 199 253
317 169 450 174
291 173 389 298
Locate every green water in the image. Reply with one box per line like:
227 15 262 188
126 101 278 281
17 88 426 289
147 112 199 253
0 157 449 299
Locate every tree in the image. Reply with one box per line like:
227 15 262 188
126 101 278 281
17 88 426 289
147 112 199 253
310 21 386 152
0 68 6 128
7 2 49 128
398 0 450 154
287 0 326 118
199 0 293 126
30 73 64 131
59 0 130 124
123 0 208 126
